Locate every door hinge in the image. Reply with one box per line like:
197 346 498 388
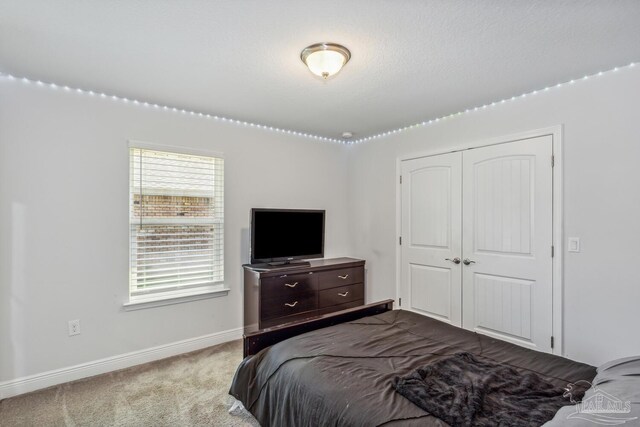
551 155 555 167
399 236 402 245
551 336 555 348
399 297 402 307
551 245 555 257
400 175 402 184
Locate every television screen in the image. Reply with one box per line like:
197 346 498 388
251 209 325 263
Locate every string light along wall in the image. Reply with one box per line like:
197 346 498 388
0 73 342 144
352 61 638 144
0 61 636 145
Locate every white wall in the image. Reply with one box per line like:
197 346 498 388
0 82 351 382
348 66 640 366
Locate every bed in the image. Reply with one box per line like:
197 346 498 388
229 301 597 426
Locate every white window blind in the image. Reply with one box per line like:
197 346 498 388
129 147 224 300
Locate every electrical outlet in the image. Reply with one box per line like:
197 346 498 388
68 319 81 336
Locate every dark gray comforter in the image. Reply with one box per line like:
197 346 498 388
229 310 596 426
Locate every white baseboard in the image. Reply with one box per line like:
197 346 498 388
0 327 243 400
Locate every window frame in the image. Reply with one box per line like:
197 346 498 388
124 140 228 310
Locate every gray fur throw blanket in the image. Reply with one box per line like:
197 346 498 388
393 352 582 427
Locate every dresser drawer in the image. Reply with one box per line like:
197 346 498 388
317 299 365 316
319 283 364 308
261 273 316 300
261 290 317 320
317 267 364 290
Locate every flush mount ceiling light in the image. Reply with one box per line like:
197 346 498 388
301 43 351 79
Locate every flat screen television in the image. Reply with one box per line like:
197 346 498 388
250 208 325 265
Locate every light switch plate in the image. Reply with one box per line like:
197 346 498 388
568 237 580 253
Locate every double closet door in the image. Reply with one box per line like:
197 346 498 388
400 136 553 352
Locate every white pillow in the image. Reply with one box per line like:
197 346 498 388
544 356 640 426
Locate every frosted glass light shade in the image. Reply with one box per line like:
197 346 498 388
301 43 351 79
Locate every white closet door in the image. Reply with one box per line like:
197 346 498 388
401 152 462 326
461 136 553 351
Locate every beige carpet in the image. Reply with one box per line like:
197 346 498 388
0 340 259 426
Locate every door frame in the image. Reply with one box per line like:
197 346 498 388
395 125 564 355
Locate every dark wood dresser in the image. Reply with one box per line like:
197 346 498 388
243 257 365 332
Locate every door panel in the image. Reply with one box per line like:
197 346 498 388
462 136 553 351
474 273 532 342
410 264 452 321
474 156 532 255
401 153 462 326
410 167 451 248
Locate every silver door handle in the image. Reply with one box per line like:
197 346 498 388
284 301 298 307
445 257 461 265
284 282 298 288
463 258 476 265
338 274 349 279
338 291 349 297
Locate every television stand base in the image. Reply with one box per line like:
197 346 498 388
267 260 311 268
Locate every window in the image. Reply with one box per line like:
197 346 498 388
128 146 225 306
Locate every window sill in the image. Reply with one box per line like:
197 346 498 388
123 286 230 311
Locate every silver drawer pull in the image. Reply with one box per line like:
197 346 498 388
284 301 298 307
338 274 349 279
338 291 349 297
284 282 298 288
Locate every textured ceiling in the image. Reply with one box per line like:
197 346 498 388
1 0 639 140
